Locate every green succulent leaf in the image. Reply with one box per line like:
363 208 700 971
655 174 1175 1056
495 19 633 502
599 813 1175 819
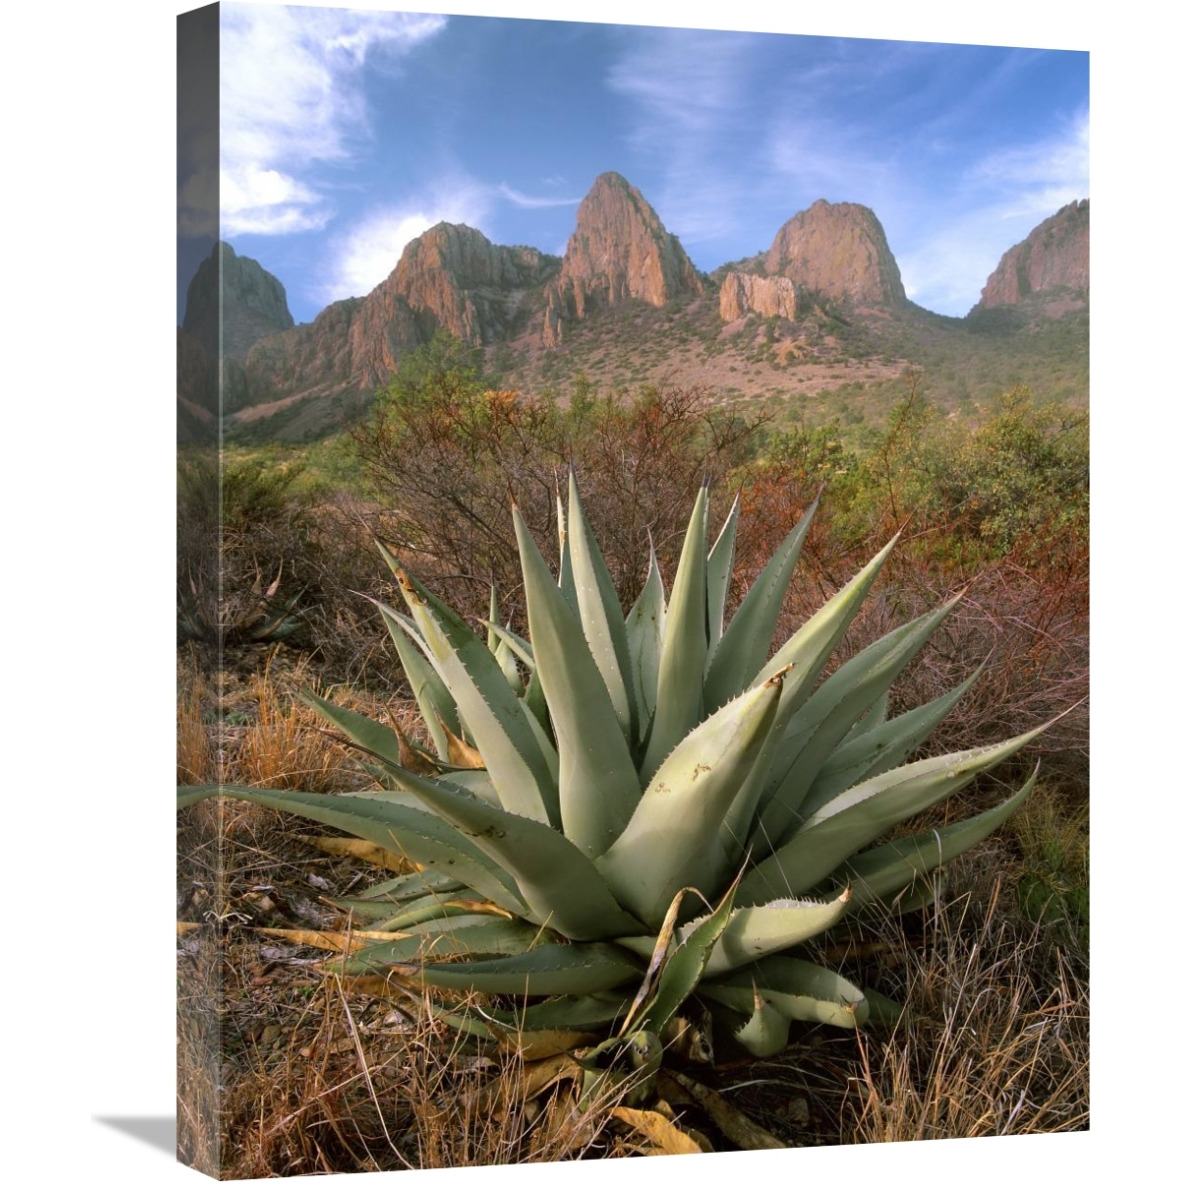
379 607 461 758
739 726 1046 904
705 493 741 652
641 484 710 781
597 669 784 926
834 768 1038 908
298 691 404 769
404 941 643 998
753 598 960 852
624 538 666 746
566 471 639 744
800 664 985 815
176 783 527 914
376 759 647 940
626 877 740 1039
339 913 560 971
727 986 793 1057
703 493 818 710
703 955 869 1029
513 502 642 858
380 547 560 828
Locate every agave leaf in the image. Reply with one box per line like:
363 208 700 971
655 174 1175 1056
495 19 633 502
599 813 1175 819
624 538 666 747
703 956 869 1028
377 759 647 940
437 767 500 805
717 538 900 853
862 987 905 1026
340 913 559 971
753 599 960 853
738 727 1046 904
494 993 633 1033
702 891 851 975
597 670 784 927
641 484 710 781
353 867 465 901
842 685 891 744
566 471 638 743
380 606 461 758
800 664 985 815
400 941 643 998
627 878 741 1040
513 503 642 857
619 892 851 978
834 768 1038 908
300 691 404 769
176 783 527 914
703 493 818 710
555 484 577 611
486 585 524 693
381 547 560 828
373 895 509 933
705 493 741 651
728 986 793 1058
484 621 535 670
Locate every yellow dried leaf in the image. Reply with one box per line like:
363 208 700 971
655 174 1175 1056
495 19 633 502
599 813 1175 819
610 1105 705 1154
442 720 486 769
300 836 420 873
494 1027 598 1061
469 1052 580 1116
260 928 408 952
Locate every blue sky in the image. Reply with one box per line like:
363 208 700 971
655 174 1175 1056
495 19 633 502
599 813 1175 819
183 2 1088 323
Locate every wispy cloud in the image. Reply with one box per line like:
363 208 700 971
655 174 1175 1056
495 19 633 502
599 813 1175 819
497 183 582 210
319 176 492 304
898 111 1090 314
605 28 763 241
218 3 446 236
967 108 1090 221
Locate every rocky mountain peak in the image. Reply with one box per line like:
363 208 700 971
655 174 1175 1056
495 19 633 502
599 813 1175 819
761 199 907 310
182 240 295 361
971 199 1089 317
543 172 704 344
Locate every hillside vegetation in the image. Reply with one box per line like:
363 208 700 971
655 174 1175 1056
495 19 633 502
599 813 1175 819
178 337 1088 1171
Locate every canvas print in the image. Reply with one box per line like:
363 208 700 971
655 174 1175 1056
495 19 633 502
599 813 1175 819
177 3 1088 1175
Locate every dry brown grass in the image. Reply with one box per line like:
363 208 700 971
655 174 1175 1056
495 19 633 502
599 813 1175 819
178 651 1088 1174
177 661 217 785
842 879 1088 1142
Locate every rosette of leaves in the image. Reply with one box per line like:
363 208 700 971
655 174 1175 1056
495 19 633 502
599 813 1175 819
179 477 1042 1063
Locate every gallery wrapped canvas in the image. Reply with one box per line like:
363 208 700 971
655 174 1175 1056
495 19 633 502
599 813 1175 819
177 4 1088 1176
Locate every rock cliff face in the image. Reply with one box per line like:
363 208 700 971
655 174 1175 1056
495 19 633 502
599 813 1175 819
181 242 297 412
241 223 559 405
244 297 366 407
182 241 295 360
971 200 1089 316
543 172 703 344
760 199 907 309
352 223 559 375
718 272 800 323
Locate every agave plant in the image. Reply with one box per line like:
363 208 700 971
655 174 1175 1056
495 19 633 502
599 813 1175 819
179 477 1042 1065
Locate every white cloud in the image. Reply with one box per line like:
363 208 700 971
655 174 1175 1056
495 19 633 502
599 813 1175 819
319 180 493 302
497 183 581 210
219 3 447 236
968 109 1090 221
898 114 1089 315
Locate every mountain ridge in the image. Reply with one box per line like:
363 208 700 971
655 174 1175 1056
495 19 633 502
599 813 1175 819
176 174 1088 442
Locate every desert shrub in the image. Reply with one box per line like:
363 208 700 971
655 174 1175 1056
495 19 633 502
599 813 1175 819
730 383 1088 787
177 448 316 655
349 331 766 621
